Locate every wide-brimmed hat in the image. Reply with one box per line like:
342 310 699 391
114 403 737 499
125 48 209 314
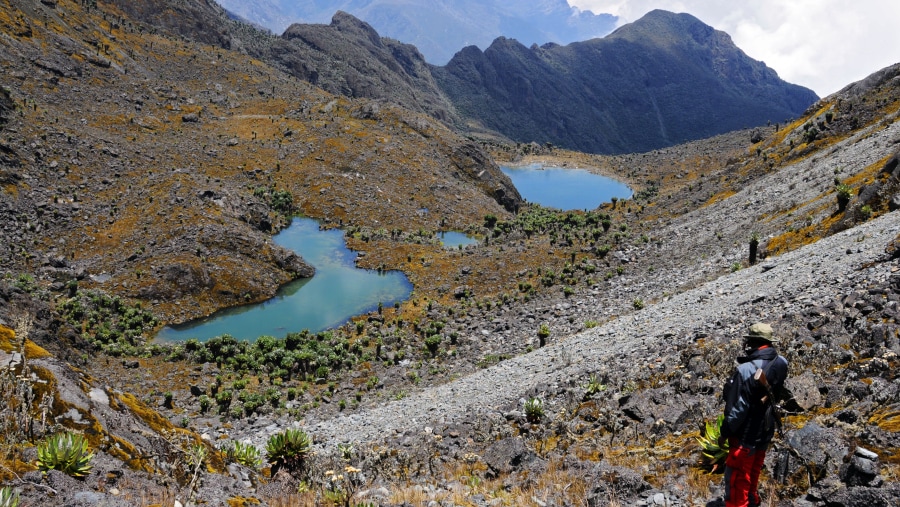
743 322 778 343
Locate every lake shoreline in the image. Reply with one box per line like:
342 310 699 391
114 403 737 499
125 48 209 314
491 149 646 196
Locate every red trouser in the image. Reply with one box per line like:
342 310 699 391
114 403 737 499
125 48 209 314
724 442 767 507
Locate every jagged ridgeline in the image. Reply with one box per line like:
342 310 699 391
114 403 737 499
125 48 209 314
434 10 818 153
204 7 817 154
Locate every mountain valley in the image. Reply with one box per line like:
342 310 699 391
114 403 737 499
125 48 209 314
1 1 900 506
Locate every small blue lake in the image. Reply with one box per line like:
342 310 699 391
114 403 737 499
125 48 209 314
439 231 479 249
154 218 413 342
501 164 632 210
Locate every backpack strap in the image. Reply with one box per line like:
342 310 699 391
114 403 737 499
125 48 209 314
752 358 784 438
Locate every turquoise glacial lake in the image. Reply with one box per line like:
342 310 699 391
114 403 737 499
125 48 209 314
154 218 412 342
439 231 479 249
501 164 632 210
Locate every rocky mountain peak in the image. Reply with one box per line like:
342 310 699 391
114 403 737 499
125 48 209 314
328 10 384 48
607 10 714 47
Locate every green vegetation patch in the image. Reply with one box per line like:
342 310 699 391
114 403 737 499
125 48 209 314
58 290 158 355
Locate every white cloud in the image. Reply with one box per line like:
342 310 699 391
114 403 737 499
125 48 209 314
568 0 900 97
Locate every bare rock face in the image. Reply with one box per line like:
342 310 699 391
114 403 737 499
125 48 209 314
275 250 315 278
160 262 214 294
0 86 14 127
273 11 459 124
106 0 234 49
831 150 900 234
448 143 522 213
482 437 537 477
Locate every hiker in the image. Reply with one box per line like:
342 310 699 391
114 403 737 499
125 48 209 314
719 322 789 507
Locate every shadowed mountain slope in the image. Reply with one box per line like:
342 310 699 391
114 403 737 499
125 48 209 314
433 10 818 154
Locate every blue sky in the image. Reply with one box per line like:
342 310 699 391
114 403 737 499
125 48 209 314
569 0 900 97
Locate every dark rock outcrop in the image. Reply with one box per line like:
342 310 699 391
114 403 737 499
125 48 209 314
446 143 522 213
270 11 459 124
0 86 14 128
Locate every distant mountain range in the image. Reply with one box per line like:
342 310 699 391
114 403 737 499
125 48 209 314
214 0 617 65
257 9 817 153
117 1 818 154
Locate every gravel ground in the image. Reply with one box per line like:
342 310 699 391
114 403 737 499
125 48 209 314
300 206 900 449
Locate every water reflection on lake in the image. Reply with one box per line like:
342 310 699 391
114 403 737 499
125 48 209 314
439 231 479 249
154 218 412 342
501 164 632 210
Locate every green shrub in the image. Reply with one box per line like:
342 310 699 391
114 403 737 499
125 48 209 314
198 395 212 413
223 440 262 468
583 374 607 398
266 428 312 474
804 126 819 143
537 324 550 339
216 389 233 413
0 486 20 507
58 290 157 354
12 274 36 293
37 431 94 478
835 183 853 211
524 397 544 423
696 414 729 470
424 334 441 356
860 205 873 220
337 442 354 461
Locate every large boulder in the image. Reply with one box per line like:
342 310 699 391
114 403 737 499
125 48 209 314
786 422 849 479
586 461 651 507
482 437 542 478
785 370 823 412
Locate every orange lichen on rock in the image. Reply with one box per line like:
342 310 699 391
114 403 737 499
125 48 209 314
227 498 262 507
115 391 178 435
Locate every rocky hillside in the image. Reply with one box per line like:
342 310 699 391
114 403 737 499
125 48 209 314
1 0 900 506
0 0 519 325
268 11 461 125
435 10 818 154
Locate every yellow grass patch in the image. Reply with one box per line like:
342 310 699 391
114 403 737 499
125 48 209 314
765 212 843 256
869 407 900 433
702 189 736 207
0 325 14 351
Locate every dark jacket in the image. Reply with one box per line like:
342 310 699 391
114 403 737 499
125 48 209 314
721 346 788 449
